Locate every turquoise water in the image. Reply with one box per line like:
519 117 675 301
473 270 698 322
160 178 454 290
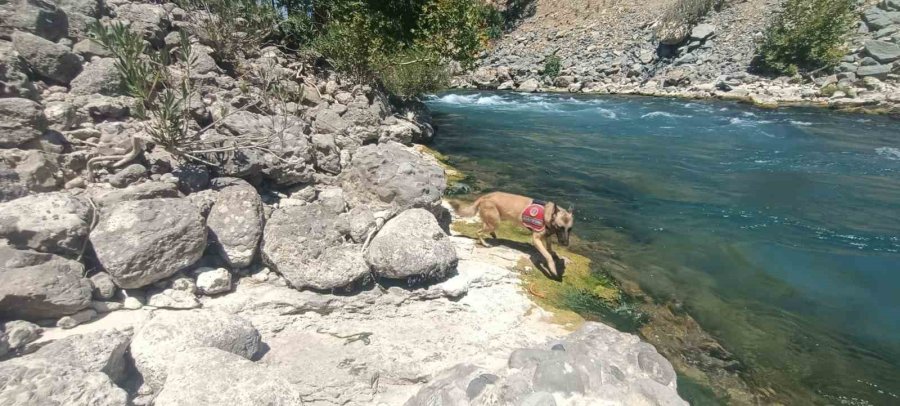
425 91 900 405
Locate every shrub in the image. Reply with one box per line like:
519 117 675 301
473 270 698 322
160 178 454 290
661 0 723 28
755 0 856 75
176 0 278 71
376 47 450 99
543 55 561 78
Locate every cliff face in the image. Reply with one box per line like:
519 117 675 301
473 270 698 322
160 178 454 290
460 0 900 112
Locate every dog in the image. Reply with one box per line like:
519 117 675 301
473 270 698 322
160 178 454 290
458 192 574 279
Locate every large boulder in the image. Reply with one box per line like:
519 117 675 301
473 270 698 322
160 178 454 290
0 98 45 148
0 149 62 202
0 358 128 406
690 24 716 41
0 40 37 99
0 0 69 42
864 40 900 64
518 78 541 92
113 2 169 44
11 31 83 84
0 245 92 320
342 142 445 214
261 203 369 290
70 58 124 96
366 208 458 280
24 329 132 383
0 192 93 256
130 310 261 394
207 179 263 268
90 181 182 207
154 347 306 406
90 198 206 289
405 322 686 406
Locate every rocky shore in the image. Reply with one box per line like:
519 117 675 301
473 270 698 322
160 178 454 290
0 0 688 404
456 0 900 114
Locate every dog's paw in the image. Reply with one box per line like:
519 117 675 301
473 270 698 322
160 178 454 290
561 256 572 265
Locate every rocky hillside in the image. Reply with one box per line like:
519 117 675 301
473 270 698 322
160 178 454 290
458 0 900 112
0 0 688 405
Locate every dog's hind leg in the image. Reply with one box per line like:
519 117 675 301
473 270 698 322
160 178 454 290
476 202 500 247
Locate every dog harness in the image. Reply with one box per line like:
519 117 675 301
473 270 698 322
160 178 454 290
521 199 547 232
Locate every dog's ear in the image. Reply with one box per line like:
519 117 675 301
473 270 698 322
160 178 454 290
568 203 574 213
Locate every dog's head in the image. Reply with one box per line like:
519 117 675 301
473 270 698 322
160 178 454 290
546 202 575 246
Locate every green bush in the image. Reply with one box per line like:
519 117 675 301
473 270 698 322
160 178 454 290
176 0 278 71
376 47 450 99
543 55 561 78
755 0 856 75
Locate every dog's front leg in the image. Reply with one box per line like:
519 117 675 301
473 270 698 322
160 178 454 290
532 233 558 278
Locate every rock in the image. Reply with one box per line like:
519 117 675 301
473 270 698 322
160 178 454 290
553 75 576 87
864 40 900 63
262 203 369 290
518 78 541 92
342 142 446 215
498 80 515 90
90 198 207 289
0 40 37 99
195 267 232 295
122 296 143 310
639 49 655 64
3 320 41 349
691 24 716 41
314 108 350 134
115 2 170 44
24 329 132 383
153 347 305 406
0 333 7 357
11 31 83 84
172 163 210 194
0 358 128 406
130 310 261 394
0 0 69 42
0 246 92 320
379 118 422 145
0 149 63 202
207 179 263 268
92 181 182 207
0 192 92 256
108 163 147 188
91 300 122 313
366 208 458 281
73 39 112 59
403 364 494 406
864 7 895 31
70 58 123 96
145 288 199 309
57 308 97 328
857 64 893 78
656 21 690 45
0 98 45 148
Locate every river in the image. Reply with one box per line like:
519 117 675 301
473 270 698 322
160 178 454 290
424 91 900 405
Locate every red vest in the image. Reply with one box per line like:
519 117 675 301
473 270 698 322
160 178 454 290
521 203 546 232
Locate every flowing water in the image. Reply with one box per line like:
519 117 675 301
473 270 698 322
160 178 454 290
425 91 900 405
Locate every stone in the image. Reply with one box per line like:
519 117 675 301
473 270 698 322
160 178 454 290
172 163 210 194
108 163 147 188
690 24 716 41
0 149 63 202
0 192 92 257
0 0 69 42
24 329 132 383
857 64 893 78
639 49 654 64
207 179 263 268
498 80 515 90
91 300 122 313
403 364 493 406
70 58 124 96
92 181 182 207
553 75 576 88
11 31 83 84
518 78 541 92
73 39 112 59
115 3 170 44
0 40 37 99
130 310 261 394
146 288 200 309
341 142 446 215
57 308 97 328
864 40 900 63
379 118 422 145
0 97 45 148
153 347 305 406
0 358 128 406
90 198 207 289
314 108 350 134
0 333 7 357
366 208 458 280
195 267 232 295
0 246 92 320
656 20 691 45
864 7 895 31
262 203 369 290
122 295 143 310
3 320 41 349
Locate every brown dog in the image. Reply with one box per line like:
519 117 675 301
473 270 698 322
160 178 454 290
458 192 574 278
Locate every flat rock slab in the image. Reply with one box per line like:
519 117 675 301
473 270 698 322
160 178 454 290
0 246 92 320
0 192 93 256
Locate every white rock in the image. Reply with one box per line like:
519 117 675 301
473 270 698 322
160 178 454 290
196 267 232 295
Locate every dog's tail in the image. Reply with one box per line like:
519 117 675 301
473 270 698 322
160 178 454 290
456 197 483 217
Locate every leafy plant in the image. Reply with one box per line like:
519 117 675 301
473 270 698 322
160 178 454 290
660 0 723 29
89 22 163 107
176 0 278 71
543 55 561 78
755 0 856 75
376 47 450 99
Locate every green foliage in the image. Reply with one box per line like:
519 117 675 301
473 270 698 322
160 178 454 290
661 0 723 28
89 22 162 106
756 0 856 75
176 0 277 70
376 47 450 99
416 0 493 69
543 55 561 78
482 5 505 39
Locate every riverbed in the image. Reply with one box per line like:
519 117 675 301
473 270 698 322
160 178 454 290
425 91 900 405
